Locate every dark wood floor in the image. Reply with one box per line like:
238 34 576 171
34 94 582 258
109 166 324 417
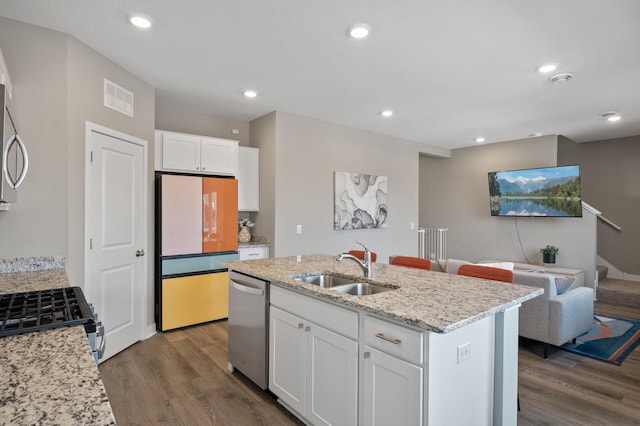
99 301 640 425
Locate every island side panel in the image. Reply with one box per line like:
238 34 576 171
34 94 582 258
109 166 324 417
426 315 495 425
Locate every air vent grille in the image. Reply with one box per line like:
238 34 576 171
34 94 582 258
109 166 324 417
104 79 134 117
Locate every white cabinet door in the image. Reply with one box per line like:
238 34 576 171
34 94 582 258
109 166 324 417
363 347 423 426
200 137 238 176
270 306 307 416
307 324 358 426
161 131 200 172
238 146 259 211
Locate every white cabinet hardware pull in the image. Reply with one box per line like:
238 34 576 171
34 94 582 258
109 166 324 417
363 352 370 359
305 326 310 332
375 332 402 344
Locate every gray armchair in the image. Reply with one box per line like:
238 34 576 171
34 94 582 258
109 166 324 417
516 271 594 357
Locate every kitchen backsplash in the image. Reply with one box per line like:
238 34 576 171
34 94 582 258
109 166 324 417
0 256 66 273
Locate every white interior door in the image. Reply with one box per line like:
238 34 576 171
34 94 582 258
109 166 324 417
85 122 147 362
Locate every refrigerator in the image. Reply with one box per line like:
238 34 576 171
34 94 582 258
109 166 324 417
155 173 239 331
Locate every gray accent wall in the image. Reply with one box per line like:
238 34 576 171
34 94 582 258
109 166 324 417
419 135 598 288
251 111 444 262
0 17 156 328
0 18 68 262
558 135 640 276
155 102 250 146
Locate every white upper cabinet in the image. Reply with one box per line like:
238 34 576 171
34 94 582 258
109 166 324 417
238 146 259 211
155 130 238 176
200 137 238 175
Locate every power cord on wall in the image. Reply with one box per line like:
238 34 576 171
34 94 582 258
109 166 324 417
514 216 533 264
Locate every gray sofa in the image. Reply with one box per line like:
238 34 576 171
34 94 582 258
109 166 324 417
430 258 594 357
515 270 594 357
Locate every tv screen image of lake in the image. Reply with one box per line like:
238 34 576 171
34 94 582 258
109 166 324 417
488 165 582 217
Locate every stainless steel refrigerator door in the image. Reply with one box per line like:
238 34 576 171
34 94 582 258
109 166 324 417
228 271 269 389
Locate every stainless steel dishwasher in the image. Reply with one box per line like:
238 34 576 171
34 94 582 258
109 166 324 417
227 270 269 389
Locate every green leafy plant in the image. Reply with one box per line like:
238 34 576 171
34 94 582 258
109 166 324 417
540 245 559 255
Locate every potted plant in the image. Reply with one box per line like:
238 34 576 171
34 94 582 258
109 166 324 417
540 245 559 265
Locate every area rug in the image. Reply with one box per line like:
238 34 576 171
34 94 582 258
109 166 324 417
558 315 640 365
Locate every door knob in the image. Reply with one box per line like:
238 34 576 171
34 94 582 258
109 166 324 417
136 249 145 257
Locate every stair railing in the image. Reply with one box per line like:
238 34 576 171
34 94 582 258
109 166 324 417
597 214 622 231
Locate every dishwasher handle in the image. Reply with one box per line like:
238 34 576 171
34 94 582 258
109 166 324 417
231 280 265 296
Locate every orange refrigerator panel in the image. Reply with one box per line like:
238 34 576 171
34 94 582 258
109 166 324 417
203 177 238 253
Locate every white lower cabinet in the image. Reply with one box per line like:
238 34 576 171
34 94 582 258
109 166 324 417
363 347 423 426
363 315 424 426
270 287 358 426
238 245 269 260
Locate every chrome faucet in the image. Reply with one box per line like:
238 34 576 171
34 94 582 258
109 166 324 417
336 242 373 279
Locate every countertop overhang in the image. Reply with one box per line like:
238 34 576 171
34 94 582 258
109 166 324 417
226 254 543 333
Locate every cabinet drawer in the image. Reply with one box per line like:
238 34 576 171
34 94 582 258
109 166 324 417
161 272 228 331
271 285 358 340
239 246 269 260
364 315 424 364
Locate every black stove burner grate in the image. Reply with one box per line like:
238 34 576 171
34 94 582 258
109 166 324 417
0 287 96 337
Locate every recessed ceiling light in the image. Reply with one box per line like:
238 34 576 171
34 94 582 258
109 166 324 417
129 15 152 29
550 72 574 84
475 137 486 143
244 90 257 98
381 110 393 117
538 64 557 73
601 111 621 122
347 24 371 39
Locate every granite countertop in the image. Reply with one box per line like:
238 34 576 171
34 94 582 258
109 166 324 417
226 254 543 333
0 327 116 425
239 241 270 248
0 261 116 425
0 268 70 295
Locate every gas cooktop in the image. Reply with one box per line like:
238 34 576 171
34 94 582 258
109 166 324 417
0 287 96 337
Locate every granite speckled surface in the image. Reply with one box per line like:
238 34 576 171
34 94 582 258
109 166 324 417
0 268 70 295
0 256 66 273
0 264 116 425
226 254 543 333
0 327 116 425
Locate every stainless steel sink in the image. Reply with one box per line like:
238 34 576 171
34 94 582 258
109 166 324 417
292 273 359 288
329 283 395 296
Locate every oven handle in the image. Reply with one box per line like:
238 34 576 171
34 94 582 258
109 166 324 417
97 322 106 359
231 281 264 296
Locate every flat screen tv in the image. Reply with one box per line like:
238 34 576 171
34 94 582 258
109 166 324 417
488 165 582 217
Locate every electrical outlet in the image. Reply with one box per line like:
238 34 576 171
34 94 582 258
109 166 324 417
457 342 472 364
296 224 302 234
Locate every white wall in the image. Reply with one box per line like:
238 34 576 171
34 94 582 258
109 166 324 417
420 135 597 288
252 111 446 263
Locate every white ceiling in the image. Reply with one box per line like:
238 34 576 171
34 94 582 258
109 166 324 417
1 0 639 150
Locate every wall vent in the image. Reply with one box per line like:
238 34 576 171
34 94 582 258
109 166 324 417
103 79 134 117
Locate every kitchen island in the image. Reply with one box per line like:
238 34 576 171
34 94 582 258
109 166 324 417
227 254 543 426
0 259 116 425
